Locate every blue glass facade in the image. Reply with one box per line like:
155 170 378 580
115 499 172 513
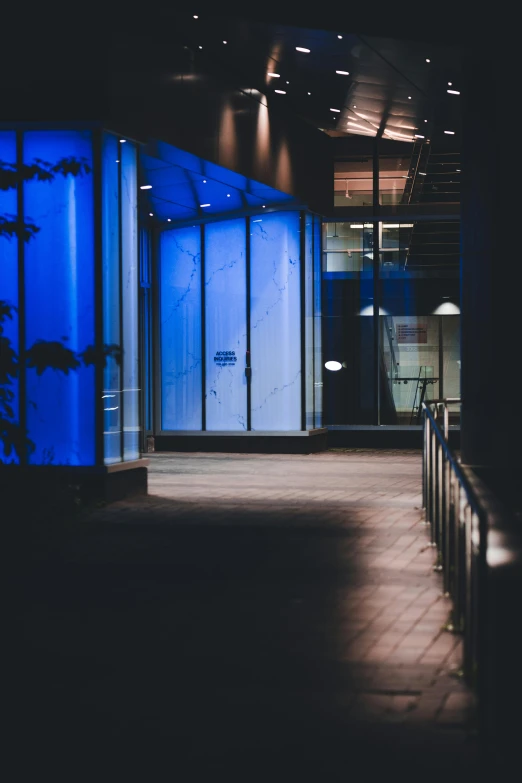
204 219 247 431
160 226 202 430
158 210 320 433
0 129 140 466
24 131 95 465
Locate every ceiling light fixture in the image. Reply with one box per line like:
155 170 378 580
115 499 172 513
286 80 290 84
353 104 357 108
408 96 412 99
307 92 311 95
456 169 461 172
330 108 340 112
338 35 343 39
418 172 426 175
426 58 430 62
223 41 227 45
203 179 206 183
262 205 266 208
149 212 153 216
227 193 231 197
336 70 349 75
193 15 198 19
274 89 286 94
198 45 202 49
383 224 414 228
167 218 171 222
424 119 428 122
414 134 425 138
444 130 455 135
296 47 310 53
447 89 460 95
119 139 126 143
349 224 364 229
200 203 211 207
140 185 152 190
448 82 452 86
253 219 262 222
267 72 280 77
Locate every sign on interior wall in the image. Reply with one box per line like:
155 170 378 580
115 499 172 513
397 323 428 344
214 351 237 367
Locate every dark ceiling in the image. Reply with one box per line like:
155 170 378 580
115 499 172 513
158 11 462 149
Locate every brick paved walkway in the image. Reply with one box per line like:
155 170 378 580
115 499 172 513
17 449 478 781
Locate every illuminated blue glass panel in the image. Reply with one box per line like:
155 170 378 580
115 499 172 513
0 132 18 463
160 226 202 430
121 141 140 460
304 213 314 429
314 216 323 428
24 130 95 465
102 133 122 463
250 211 301 430
139 229 152 432
205 219 247 431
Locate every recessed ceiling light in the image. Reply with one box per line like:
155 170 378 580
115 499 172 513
223 40 227 44
253 219 262 222
262 205 266 208
193 15 198 19
267 72 280 77
119 139 126 143
448 82 452 86
418 172 426 175
338 35 343 39
444 130 455 134
336 70 349 75
115 159 119 163
408 96 412 99
149 212 153 216
424 119 428 122
140 185 152 190
447 89 460 95
353 104 356 108
198 45 202 49
296 47 310 53
414 134 425 138
274 89 286 94
307 92 311 95
286 80 290 84
227 193 231 197
200 203 211 207
426 58 431 62
456 169 461 172
203 179 206 183
330 108 340 112
167 218 171 222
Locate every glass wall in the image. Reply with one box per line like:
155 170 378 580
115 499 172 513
160 226 202 430
158 210 321 433
0 128 141 466
323 219 460 426
205 218 247 431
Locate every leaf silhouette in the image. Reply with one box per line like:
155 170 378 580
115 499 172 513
26 341 81 375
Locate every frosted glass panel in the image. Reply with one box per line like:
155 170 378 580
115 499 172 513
121 141 140 459
305 213 314 429
250 211 301 430
314 215 323 428
102 133 122 463
0 132 19 462
161 226 202 430
205 219 247 430
24 131 95 465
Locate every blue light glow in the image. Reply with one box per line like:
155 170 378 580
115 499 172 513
205 219 247 430
24 130 95 465
102 133 122 464
314 215 323 427
250 211 301 430
160 226 202 430
0 131 19 463
305 213 314 429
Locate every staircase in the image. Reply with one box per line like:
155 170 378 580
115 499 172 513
403 144 460 270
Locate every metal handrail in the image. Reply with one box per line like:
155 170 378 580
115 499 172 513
422 397 486 688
